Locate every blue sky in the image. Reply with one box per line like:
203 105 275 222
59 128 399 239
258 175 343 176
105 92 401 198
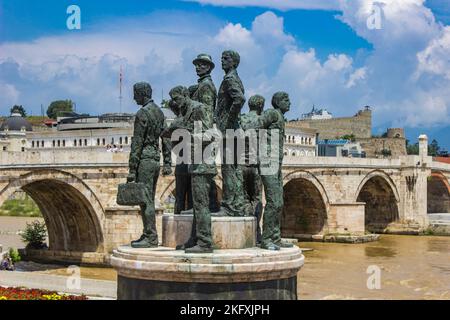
0 0 449 149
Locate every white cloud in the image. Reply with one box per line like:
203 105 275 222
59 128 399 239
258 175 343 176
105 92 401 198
251 11 295 47
1 5 450 130
346 67 366 88
0 83 19 108
415 26 450 80
214 23 256 49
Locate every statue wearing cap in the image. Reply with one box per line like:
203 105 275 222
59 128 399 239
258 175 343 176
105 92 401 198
189 53 220 213
190 54 217 113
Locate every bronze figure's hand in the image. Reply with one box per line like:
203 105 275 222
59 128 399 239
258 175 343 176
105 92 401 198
127 173 136 183
162 165 172 176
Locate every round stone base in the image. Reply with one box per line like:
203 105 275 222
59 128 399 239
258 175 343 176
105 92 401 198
111 245 304 300
162 214 256 249
117 275 297 300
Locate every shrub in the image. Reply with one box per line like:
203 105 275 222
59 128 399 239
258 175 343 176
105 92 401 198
20 220 47 249
8 248 21 263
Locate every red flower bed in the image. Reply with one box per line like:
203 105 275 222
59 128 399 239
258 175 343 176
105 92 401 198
0 287 87 300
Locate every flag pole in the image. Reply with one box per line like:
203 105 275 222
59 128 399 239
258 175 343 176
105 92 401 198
119 65 123 113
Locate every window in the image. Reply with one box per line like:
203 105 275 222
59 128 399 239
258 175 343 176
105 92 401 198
53 140 55 147
32 141 35 148
74 139 77 147
120 137 123 145
125 137 129 144
97 138 100 146
111 137 115 144
21 147 25 152
42 141 44 148
3 146 6 151
63 140 66 147
57 140 60 147
84 139 87 146
79 139 82 146
102 138 106 146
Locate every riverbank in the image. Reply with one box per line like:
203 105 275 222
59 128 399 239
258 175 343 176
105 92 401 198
0 216 45 251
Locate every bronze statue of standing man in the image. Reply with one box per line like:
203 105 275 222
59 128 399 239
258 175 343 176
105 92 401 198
215 50 246 216
257 92 294 250
189 53 220 213
127 82 172 248
240 95 265 244
169 100 193 215
163 86 216 253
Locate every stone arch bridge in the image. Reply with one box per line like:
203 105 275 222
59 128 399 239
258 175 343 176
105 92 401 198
0 149 448 265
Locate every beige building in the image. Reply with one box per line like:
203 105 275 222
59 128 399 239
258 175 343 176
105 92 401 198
1 110 318 157
284 125 317 157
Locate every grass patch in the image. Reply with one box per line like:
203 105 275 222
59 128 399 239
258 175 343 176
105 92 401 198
0 198 42 217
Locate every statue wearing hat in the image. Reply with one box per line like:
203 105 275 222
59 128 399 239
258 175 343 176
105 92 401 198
189 53 220 214
189 53 217 113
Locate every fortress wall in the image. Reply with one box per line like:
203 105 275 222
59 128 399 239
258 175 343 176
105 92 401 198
291 109 372 139
357 138 407 158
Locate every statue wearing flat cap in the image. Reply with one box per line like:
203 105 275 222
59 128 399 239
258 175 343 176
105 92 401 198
189 53 220 214
189 54 217 114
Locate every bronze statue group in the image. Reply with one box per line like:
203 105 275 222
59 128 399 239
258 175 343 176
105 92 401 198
124 50 293 253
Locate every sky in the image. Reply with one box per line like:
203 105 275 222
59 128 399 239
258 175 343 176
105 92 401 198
0 0 449 149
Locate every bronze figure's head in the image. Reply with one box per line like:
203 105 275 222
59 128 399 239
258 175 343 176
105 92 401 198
272 91 290 114
248 95 265 115
193 53 215 77
133 82 152 106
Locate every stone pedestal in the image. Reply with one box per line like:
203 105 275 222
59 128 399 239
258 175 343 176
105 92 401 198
162 214 256 249
111 246 304 300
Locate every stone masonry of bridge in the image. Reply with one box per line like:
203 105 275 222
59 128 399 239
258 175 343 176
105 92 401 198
0 137 449 265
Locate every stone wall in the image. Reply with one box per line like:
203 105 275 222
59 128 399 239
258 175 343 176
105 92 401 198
357 137 407 158
289 108 372 139
104 207 165 256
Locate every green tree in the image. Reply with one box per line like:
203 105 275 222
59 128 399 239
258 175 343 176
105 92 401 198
161 99 170 109
340 134 356 142
46 100 74 119
10 105 27 117
406 139 419 155
428 139 440 156
20 220 47 249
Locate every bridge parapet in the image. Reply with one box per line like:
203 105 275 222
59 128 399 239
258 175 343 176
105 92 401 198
431 161 450 173
0 150 129 167
283 155 402 168
3 150 446 171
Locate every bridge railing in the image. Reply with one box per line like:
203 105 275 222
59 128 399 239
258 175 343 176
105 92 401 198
283 155 402 168
1 149 448 171
0 150 129 167
431 161 450 172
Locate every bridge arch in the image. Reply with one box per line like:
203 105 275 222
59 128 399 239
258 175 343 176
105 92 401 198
356 170 400 233
428 172 450 213
0 169 105 253
282 170 329 236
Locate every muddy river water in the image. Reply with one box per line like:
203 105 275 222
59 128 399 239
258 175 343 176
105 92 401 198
1 217 449 299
